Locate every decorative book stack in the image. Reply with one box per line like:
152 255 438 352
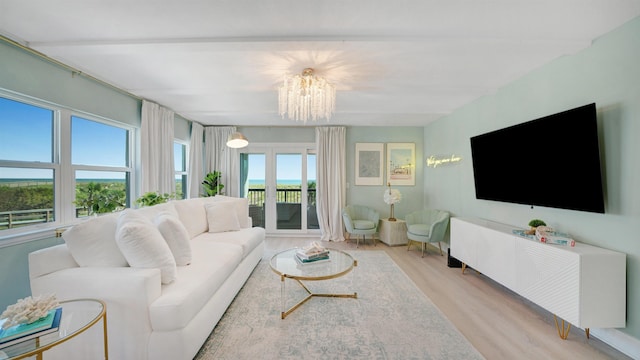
295 242 330 264
0 307 62 349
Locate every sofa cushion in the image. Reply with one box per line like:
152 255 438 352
154 212 192 266
205 202 241 233
172 198 208 239
62 212 128 267
408 224 430 236
116 211 177 284
194 226 265 259
354 219 376 230
149 240 244 331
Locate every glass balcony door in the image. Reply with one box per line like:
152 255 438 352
240 144 317 234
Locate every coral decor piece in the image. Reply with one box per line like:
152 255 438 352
383 182 402 221
0 294 59 329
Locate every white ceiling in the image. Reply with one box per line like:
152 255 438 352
1 1 639 127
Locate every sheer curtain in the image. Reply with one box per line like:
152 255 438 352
140 100 175 194
188 122 204 198
204 126 240 197
315 126 346 241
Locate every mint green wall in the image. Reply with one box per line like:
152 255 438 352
0 237 63 310
346 127 424 220
423 17 640 340
0 41 140 126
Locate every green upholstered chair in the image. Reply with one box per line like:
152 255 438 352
405 209 450 257
342 205 380 248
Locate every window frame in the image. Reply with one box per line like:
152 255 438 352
0 90 135 245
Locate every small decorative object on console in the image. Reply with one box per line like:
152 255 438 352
525 219 546 235
535 226 575 247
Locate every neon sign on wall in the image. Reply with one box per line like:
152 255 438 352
426 154 462 168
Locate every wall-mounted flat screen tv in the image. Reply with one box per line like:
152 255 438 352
470 103 605 213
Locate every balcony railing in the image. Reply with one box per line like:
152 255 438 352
1 188 316 230
245 188 316 206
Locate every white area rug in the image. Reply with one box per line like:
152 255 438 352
195 250 484 359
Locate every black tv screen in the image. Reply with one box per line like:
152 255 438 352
470 103 605 213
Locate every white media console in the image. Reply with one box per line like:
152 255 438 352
450 217 626 339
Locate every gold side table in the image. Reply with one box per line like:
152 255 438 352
2 299 108 360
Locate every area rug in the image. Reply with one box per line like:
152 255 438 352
194 250 484 360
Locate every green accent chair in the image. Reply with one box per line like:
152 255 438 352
342 205 380 248
405 209 450 257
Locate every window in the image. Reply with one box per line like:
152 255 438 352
174 141 188 199
72 116 131 217
0 97 56 231
0 93 134 237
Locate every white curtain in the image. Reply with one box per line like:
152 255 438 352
141 100 175 194
315 126 346 241
204 126 240 197
188 122 204 198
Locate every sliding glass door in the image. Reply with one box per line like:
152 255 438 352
240 144 318 234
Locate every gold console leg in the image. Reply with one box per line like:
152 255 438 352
461 263 466 274
585 328 590 339
554 315 571 340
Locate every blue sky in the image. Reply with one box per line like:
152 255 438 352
1 97 314 181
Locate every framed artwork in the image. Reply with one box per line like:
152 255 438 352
355 143 384 185
387 143 415 186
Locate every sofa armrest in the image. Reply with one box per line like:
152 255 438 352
30 267 162 360
29 244 78 279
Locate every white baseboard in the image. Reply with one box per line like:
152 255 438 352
591 328 640 359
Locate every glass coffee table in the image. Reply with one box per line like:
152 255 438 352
0 299 108 360
270 248 357 319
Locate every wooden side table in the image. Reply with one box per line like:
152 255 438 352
378 218 408 246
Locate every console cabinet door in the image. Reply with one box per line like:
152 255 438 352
515 238 580 324
475 229 516 289
450 218 477 268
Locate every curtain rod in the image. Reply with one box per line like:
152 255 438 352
1 35 143 101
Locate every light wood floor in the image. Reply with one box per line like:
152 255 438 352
264 236 630 360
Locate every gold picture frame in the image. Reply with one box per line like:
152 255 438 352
387 143 415 186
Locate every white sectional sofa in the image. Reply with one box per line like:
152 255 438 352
28 196 265 360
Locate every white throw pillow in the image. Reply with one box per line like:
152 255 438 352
62 213 128 267
173 198 208 238
205 202 241 233
116 211 177 284
211 195 250 228
154 212 192 266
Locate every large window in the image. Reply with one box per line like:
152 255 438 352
0 94 134 237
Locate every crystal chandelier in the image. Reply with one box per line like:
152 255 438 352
278 68 336 123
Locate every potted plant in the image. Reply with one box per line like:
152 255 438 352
135 191 177 207
526 219 546 235
202 171 224 197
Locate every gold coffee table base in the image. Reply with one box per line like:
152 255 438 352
280 278 357 319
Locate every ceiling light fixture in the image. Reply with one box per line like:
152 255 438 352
278 68 335 123
226 132 249 148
